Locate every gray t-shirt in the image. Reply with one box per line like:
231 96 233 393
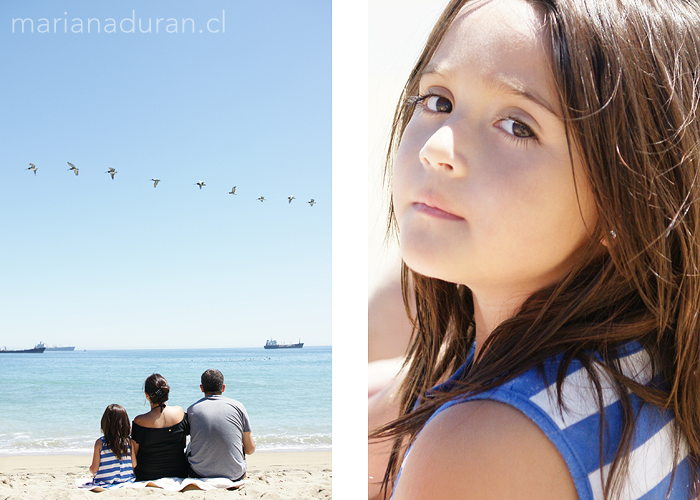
186 395 252 480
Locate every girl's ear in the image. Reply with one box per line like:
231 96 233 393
600 230 617 249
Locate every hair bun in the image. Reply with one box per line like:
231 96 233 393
145 374 170 404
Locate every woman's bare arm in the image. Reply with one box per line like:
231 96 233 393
130 438 137 469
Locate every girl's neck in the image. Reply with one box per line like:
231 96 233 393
472 290 530 354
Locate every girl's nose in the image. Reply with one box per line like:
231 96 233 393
418 126 465 175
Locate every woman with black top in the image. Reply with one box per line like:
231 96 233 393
131 373 189 480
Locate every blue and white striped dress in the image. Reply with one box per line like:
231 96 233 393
397 342 692 499
92 436 136 487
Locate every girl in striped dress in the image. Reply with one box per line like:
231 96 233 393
369 0 700 498
88 404 136 487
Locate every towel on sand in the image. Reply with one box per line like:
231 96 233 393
76 476 246 492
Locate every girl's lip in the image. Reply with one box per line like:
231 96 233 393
412 202 463 220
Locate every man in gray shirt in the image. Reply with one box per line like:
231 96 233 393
186 369 256 481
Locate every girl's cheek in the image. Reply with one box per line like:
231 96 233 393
394 129 422 175
392 153 413 208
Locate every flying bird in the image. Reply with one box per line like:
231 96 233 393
196 181 206 189
151 179 160 188
308 199 316 206
229 186 237 195
26 163 37 175
288 195 295 204
67 162 78 176
258 196 266 202
106 167 117 179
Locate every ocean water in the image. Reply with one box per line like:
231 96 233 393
0 346 331 455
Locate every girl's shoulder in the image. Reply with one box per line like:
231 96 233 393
392 399 578 499
422 343 688 500
442 341 651 412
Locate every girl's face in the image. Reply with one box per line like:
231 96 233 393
393 0 599 299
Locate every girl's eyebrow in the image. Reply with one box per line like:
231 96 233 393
420 64 562 120
419 64 445 81
487 75 562 119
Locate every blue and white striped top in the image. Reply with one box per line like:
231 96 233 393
398 342 692 499
92 436 136 487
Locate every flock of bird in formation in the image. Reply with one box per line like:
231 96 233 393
25 162 317 206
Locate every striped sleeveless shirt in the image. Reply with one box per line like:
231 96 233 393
395 342 692 499
92 436 136 487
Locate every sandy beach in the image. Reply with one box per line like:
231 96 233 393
0 451 331 499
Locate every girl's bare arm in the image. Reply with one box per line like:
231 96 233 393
391 401 577 499
88 439 101 475
368 370 406 500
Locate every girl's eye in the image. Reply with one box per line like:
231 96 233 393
497 118 536 139
424 95 452 113
410 94 453 113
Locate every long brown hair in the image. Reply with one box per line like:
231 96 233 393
100 404 131 461
372 0 700 497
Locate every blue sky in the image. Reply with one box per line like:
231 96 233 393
0 1 331 350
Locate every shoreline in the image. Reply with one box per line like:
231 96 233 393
0 450 331 499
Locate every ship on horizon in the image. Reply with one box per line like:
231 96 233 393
35 341 75 352
264 338 304 349
1 346 45 353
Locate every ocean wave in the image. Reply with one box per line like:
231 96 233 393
0 432 331 456
254 432 332 452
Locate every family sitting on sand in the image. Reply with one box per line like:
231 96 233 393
88 368 255 488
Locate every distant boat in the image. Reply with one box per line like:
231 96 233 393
35 342 75 352
1 346 45 353
264 338 304 349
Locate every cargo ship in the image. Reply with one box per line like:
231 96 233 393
35 342 75 352
264 338 304 349
1 346 45 353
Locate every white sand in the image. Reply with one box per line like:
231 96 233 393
0 451 331 499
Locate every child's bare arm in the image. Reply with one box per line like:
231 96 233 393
368 370 406 500
88 439 101 475
391 401 577 500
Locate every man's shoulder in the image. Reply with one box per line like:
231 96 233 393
205 394 240 403
215 395 247 409
188 395 246 411
187 397 208 413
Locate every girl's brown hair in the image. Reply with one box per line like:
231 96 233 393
100 404 131 461
373 0 700 498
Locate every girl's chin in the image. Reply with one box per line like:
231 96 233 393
401 253 459 284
